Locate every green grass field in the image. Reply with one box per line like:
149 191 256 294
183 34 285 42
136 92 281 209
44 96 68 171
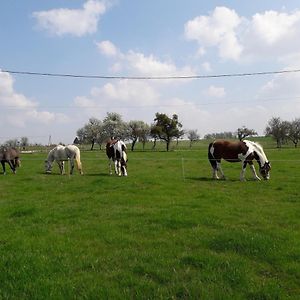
0 139 299 299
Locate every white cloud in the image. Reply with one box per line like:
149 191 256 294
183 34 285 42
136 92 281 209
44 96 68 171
0 71 69 128
201 62 212 72
97 40 196 78
250 10 300 45
184 6 243 61
96 40 120 57
204 85 226 98
185 7 300 62
33 0 107 36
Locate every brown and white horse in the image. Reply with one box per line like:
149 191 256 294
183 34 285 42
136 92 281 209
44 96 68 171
208 140 271 181
106 139 128 176
0 147 21 175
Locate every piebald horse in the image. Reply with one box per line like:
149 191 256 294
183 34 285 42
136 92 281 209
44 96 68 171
208 140 271 181
0 147 21 175
45 145 83 175
106 139 128 176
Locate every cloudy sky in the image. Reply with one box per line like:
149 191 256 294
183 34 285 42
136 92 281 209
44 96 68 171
1 0 300 144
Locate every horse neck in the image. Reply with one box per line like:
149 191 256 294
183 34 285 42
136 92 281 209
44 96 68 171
47 150 55 164
253 144 268 166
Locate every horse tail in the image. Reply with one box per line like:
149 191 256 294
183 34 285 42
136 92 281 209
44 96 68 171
208 142 217 169
74 147 83 174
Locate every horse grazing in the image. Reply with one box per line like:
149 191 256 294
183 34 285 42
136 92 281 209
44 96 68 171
0 147 21 175
208 140 271 181
45 145 83 175
106 139 128 176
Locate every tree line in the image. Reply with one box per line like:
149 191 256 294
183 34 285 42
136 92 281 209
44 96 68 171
76 112 187 151
76 113 300 150
1 114 299 151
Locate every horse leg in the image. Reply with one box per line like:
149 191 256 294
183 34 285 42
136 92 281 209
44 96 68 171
1 161 6 175
70 159 74 175
57 161 64 175
122 165 128 177
8 160 16 174
108 159 113 175
249 162 261 180
240 161 247 181
216 161 225 179
115 160 121 176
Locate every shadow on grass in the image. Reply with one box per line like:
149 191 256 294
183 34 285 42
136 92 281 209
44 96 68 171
186 176 240 182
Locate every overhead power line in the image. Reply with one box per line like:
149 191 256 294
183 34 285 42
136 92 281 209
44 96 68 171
2 68 300 80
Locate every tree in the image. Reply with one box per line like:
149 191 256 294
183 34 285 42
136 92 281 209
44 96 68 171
286 118 300 148
76 117 103 150
128 120 150 151
187 130 200 148
265 117 289 148
204 132 235 140
102 112 128 140
151 113 183 151
236 126 257 141
20 137 29 150
4 139 19 148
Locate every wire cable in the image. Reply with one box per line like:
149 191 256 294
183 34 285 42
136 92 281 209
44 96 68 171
2 68 300 80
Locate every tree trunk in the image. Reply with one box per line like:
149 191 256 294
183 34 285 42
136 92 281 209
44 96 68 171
90 139 95 151
131 139 137 151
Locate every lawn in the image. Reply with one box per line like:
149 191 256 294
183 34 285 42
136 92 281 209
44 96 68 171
0 139 299 299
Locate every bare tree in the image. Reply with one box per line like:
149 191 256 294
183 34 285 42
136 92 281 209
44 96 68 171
20 137 29 150
265 117 289 147
236 126 257 141
287 118 300 147
187 129 200 148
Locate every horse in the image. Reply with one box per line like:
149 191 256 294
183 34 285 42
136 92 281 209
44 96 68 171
106 139 128 176
208 140 271 181
0 147 21 175
45 144 83 175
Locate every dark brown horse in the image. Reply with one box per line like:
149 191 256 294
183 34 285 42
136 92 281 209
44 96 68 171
106 139 128 176
0 147 21 175
208 140 271 181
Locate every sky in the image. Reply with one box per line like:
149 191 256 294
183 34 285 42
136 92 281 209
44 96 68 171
1 0 300 145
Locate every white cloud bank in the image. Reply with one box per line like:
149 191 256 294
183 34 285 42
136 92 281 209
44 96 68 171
32 0 108 36
0 71 69 128
185 6 300 62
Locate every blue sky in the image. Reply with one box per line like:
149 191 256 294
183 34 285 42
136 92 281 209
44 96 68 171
1 0 300 144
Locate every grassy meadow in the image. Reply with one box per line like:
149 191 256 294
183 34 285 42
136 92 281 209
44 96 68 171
0 139 299 299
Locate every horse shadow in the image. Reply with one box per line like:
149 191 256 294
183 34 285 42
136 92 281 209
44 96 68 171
187 176 241 182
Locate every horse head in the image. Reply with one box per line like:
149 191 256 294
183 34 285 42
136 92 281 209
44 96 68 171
259 161 271 180
45 159 52 173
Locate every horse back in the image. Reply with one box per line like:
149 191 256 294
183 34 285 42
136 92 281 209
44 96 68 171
212 140 248 162
1 148 20 160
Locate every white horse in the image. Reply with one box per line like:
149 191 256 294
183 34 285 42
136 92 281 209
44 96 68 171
45 145 83 175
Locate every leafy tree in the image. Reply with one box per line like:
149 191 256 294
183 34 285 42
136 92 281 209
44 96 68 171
151 113 183 151
187 129 200 148
128 120 150 151
236 126 257 141
102 112 128 140
76 117 103 150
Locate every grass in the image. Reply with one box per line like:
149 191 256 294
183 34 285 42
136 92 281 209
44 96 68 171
0 139 299 299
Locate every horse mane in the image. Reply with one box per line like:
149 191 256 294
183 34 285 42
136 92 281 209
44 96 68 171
245 140 268 163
